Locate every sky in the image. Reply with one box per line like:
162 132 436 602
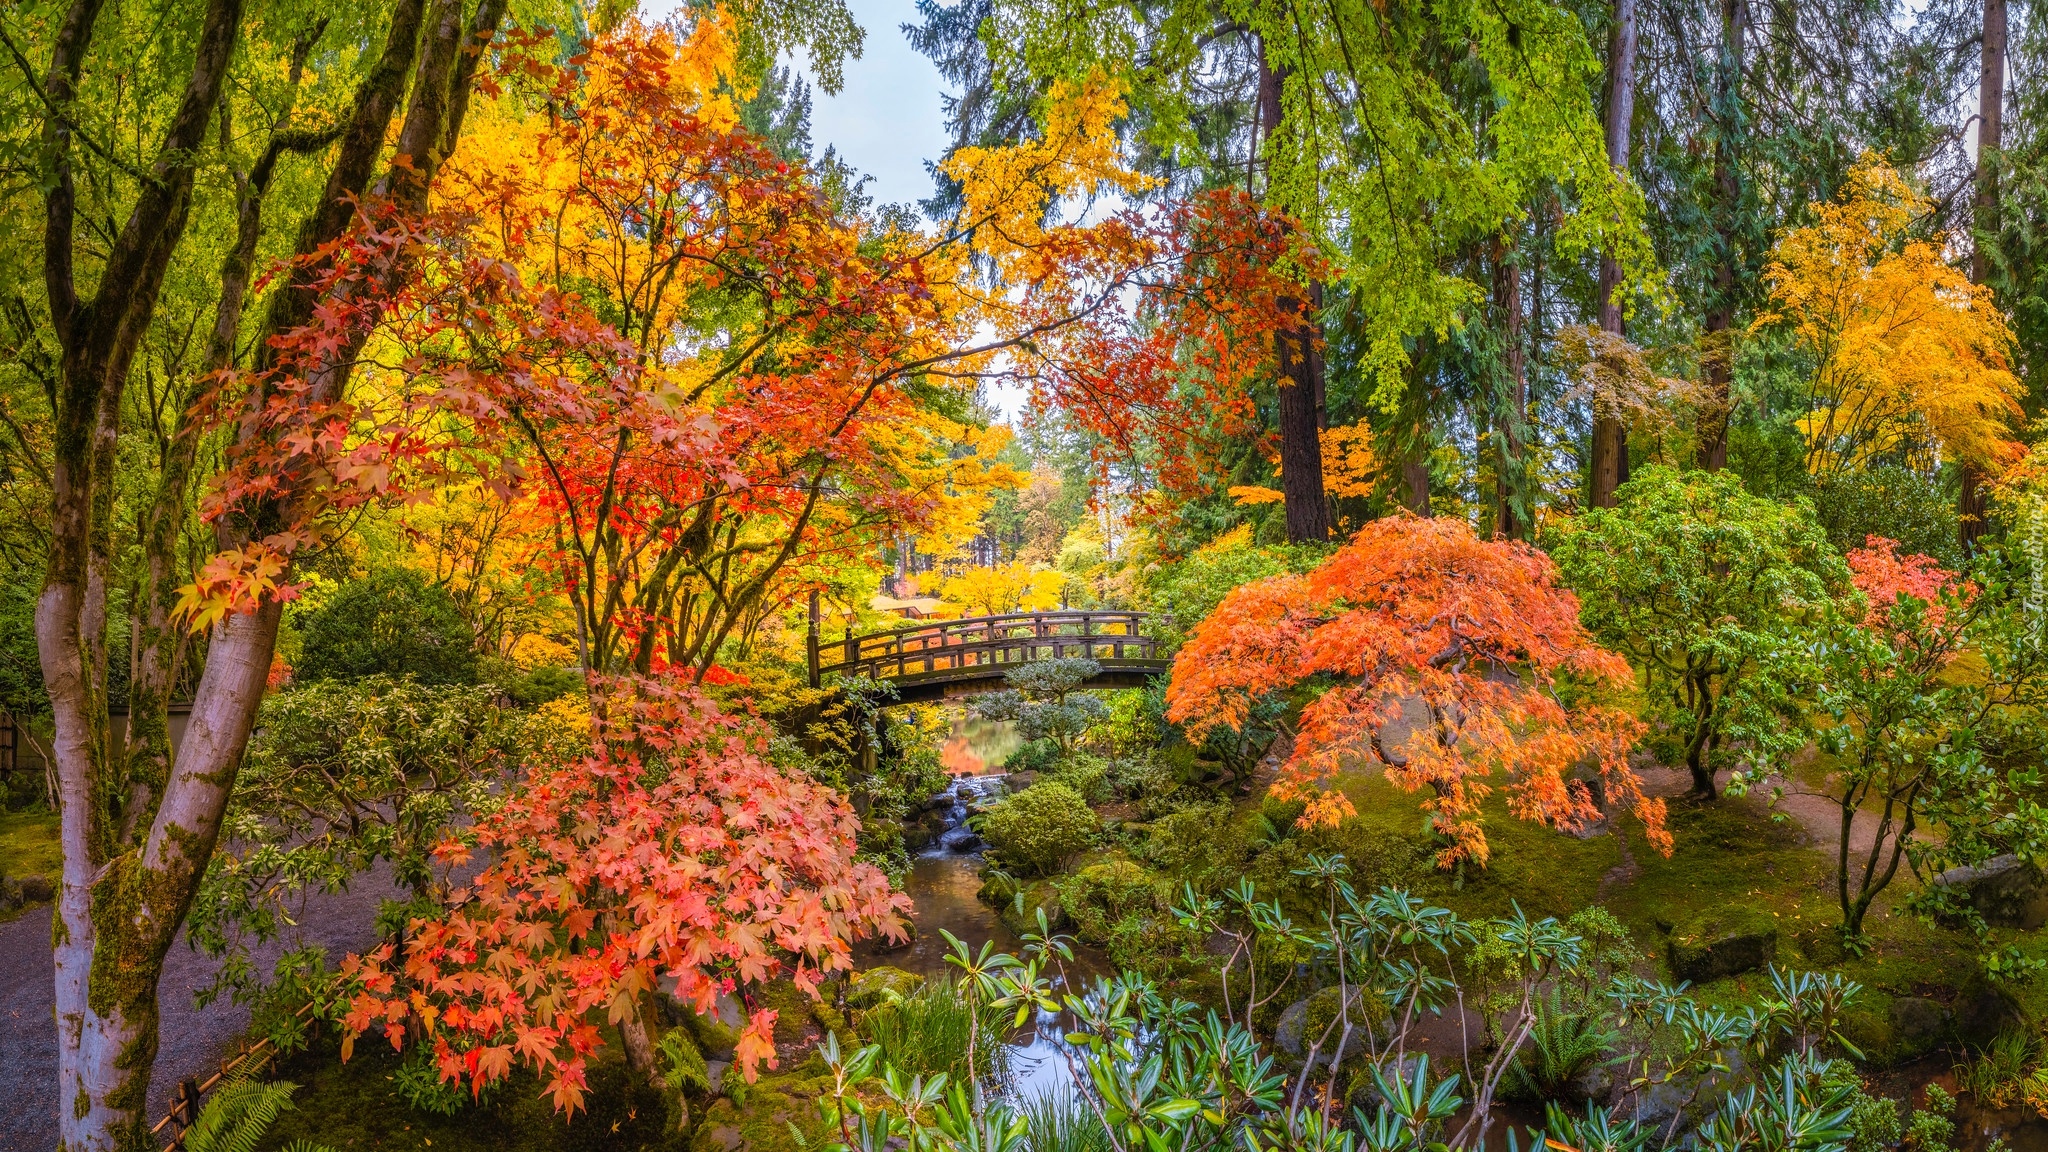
797 0 955 211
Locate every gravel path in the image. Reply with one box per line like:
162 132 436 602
0 862 412 1152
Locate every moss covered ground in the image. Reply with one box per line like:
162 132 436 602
0 807 60 921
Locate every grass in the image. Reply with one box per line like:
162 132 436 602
0 807 60 922
1017 1092 1113 1152
863 974 1008 1086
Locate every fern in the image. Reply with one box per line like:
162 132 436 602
659 1026 712 1094
1507 990 1619 1101
183 1081 298 1152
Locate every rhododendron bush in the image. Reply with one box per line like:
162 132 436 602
1165 515 1670 866
339 678 909 1111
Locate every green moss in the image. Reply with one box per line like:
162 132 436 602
688 1058 834 1152
0 808 61 882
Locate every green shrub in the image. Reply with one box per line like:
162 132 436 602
1819 1060 1901 1152
1045 751 1111 804
297 569 478 685
977 781 1097 875
394 1047 472 1116
1904 1084 1956 1152
1140 803 1255 892
1059 858 1161 941
1006 739 1062 775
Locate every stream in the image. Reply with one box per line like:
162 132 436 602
857 714 1103 1103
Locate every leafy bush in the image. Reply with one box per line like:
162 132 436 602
976 781 1097 875
1059 858 1161 942
1818 1060 1901 1152
296 569 478 685
1904 1084 1956 1152
1810 465 1961 570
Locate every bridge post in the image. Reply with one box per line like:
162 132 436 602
844 627 856 674
807 592 821 688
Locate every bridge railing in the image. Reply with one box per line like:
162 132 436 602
810 610 1164 686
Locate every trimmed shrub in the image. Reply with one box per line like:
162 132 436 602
297 569 478 685
976 781 1097 875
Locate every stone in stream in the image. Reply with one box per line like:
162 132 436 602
846 965 925 1009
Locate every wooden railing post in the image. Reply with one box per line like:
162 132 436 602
807 592 821 688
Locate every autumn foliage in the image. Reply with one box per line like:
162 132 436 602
1165 515 1668 866
339 678 909 1111
1760 157 2022 481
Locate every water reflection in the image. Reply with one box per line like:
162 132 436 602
942 713 1021 775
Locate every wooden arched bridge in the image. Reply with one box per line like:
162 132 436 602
807 611 1171 703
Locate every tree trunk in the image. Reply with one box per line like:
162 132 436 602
38 0 502 1142
1589 0 1637 509
1963 0 2006 553
1258 51 1331 543
1493 237 1528 539
1696 0 1747 473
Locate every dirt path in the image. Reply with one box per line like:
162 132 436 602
0 862 413 1152
1631 759 1884 860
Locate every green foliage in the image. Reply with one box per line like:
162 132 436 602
1548 466 1846 792
394 1047 474 1117
1810 466 1961 570
184 1080 314 1152
976 781 1098 875
297 569 479 686
1817 1061 1901 1152
1096 686 1163 756
1145 535 1287 644
1057 858 1162 943
860 975 1006 1085
191 678 515 1000
1017 1092 1113 1152
1506 989 1618 1101
658 1026 711 1095
1904 1084 1956 1152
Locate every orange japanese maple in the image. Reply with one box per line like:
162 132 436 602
1165 515 1670 866
339 677 910 1112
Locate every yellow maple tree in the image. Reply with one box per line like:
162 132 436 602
1759 157 2021 480
940 561 1066 615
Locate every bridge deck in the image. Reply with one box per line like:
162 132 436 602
808 610 1169 697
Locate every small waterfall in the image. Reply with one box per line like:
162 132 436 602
923 774 1007 856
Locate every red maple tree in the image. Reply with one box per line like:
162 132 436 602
1166 514 1670 866
339 678 910 1112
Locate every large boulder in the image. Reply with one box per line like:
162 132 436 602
1932 854 2048 929
1666 906 1778 983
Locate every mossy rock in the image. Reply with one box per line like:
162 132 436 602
847 966 925 1010
1057 858 1162 943
753 979 825 1045
689 1057 834 1152
997 879 1068 936
977 871 1021 907
1666 905 1777 983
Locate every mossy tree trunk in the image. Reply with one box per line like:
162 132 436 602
34 0 501 1144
